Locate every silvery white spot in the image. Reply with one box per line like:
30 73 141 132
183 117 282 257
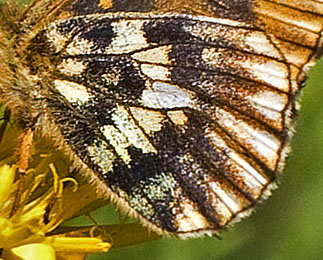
141 81 196 109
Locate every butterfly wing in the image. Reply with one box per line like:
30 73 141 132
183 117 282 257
21 0 323 236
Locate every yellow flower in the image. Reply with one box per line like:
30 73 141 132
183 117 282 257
0 164 111 259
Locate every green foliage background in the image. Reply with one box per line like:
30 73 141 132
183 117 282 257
87 59 323 260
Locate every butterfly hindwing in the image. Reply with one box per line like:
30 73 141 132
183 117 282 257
2 0 322 236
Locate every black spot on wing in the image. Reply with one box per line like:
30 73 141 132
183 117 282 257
206 0 255 22
80 21 114 51
169 44 252 83
110 147 163 193
56 56 146 105
79 96 115 127
152 194 177 232
56 17 89 35
47 95 98 152
143 19 197 44
169 44 205 69
86 57 146 102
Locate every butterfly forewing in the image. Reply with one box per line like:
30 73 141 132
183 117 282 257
1 0 323 236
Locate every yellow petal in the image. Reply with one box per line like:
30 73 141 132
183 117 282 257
42 237 111 253
0 217 37 248
3 243 55 260
0 165 15 209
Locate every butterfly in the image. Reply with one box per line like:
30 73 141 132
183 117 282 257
0 0 322 238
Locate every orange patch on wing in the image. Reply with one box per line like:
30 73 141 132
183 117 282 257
99 0 113 9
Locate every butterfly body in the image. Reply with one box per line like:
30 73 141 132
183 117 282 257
0 0 322 237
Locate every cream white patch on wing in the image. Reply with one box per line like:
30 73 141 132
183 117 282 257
131 45 172 65
108 19 148 54
247 90 289 123
228 153 267 198
167 110 188 125
208 181 242 213
101 124 132 165
244 31 281 58
215 108 281 170
201 48 290 92
54 79 90 103
141 81 196 109
129 107 165 135
229 152 268 186
57 58 87 76
140 64 171 81
205 130 269 198
111 105 157 154
242 59 289 92
248 90 288 112
175 197 212 232
205 190 233 225
65 37 96 55
87 140 116 173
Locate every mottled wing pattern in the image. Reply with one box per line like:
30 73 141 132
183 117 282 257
22 0 323 236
